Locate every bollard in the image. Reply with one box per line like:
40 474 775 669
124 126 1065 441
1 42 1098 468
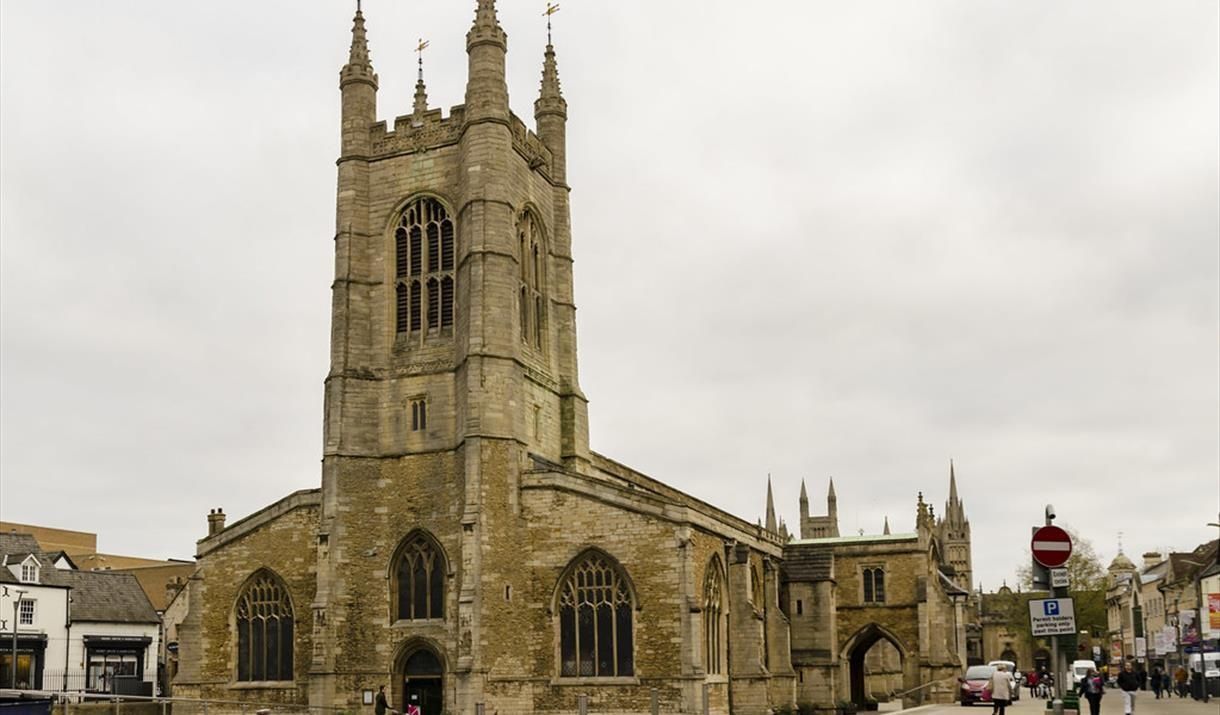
577 694 588 715
650 688 658 715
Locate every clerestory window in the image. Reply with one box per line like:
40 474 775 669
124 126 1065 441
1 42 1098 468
517 211 545 349
396 197 455 338
557 550 634 678
235 570 294 682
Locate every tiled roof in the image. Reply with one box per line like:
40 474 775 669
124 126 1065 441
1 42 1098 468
48 569 159 623
0 531 158 624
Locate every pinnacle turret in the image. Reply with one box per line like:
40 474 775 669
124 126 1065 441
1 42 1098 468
340 2 377 92
883 516 891 535
468 0 507 46
464 0 509 122
346 3 371 71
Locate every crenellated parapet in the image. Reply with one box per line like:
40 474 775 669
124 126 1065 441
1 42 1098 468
369 105 465 157
509 113 555 177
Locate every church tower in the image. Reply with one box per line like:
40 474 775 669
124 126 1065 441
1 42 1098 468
314 1 589 708
935 461 973 591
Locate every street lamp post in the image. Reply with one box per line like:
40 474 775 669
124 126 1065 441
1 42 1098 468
10 587 28 689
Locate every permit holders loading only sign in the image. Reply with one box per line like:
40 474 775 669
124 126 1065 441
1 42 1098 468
1029 597 1077 637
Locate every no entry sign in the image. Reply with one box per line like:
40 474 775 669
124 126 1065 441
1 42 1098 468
1032 525 1073 568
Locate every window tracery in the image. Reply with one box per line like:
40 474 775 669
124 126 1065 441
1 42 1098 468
395 198 455 337
394 532 446 620
703 556 725 675
517 211 545 349
235 570 294 682
557 551 634 678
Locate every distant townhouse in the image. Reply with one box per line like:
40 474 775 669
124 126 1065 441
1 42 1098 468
0 533 160 694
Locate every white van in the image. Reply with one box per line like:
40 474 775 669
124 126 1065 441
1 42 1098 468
1189 652 1220 678
987 661 1021 700
1071 660 1096 685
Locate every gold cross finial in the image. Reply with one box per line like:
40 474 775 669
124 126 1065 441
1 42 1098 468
416 38 430 81
543 3 560 44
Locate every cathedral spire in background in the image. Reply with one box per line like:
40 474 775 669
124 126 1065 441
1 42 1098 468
883 516 891 535
765 476 777 534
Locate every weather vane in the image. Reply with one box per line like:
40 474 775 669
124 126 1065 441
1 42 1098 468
416 38 430 81
543 3 560 45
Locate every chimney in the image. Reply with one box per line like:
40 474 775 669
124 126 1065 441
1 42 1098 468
207 508 226 536
1142 551 1162 570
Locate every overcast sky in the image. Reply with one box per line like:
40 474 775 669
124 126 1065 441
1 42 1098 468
1 1 1217 591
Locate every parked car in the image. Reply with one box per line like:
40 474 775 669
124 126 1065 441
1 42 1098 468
987 661 1021 701
960 665 997 706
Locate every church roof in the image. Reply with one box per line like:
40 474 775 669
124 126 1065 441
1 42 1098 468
790 532 917 546
780 548 832 581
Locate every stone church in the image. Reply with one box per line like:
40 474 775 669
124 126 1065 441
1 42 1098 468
173 3 974 714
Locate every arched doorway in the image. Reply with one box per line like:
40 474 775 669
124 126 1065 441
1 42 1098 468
845 624 908 706
1033 648 1051 675
399 645 443 715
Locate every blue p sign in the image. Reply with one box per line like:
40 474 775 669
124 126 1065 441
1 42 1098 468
1045 601 1060 616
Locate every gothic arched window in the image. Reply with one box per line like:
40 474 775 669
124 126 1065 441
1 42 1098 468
863 566 886 604
703 556 725 675
557 551 634 678
395 197 455 337
394 532 447 620
235 570 294 682
517 211 545 349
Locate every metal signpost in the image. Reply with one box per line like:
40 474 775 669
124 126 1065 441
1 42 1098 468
1032 507 1073 715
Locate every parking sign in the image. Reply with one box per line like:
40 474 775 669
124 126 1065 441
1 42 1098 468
1029 597 1076 636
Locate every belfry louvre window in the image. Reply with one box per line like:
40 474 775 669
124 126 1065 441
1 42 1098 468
517 212 545 348
863 567 886 604
558 552 634 678
395 197 455 336
703 557 725 675
235 570 294 682
395 532 446 620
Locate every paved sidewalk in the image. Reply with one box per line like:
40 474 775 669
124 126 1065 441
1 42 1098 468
889 690 1218 715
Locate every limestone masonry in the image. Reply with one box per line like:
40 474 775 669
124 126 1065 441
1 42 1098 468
172 3 976 713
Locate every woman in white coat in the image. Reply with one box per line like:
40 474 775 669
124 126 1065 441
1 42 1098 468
989 663 1013 715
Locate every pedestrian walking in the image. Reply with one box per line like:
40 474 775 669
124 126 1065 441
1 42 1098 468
1118 661 1141 715
1174 666 1189 698
989 663 1013 715
1160 670 1171 698
1078 667 1105 715
1151 666 1163 699
375 685 398 715
1136 663 1147 691
1028 670 1039 699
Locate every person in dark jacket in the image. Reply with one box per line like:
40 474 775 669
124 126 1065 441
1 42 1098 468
375 685 398 715
1118 661 1141 714
1077 668 1105 715
1151 666 1163 698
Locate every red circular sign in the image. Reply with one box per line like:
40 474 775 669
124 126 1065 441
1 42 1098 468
1031 525 1073 568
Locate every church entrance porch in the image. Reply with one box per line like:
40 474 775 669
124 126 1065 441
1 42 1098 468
399 646 444 715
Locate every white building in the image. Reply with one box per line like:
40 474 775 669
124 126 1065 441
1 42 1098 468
1 533 160 694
